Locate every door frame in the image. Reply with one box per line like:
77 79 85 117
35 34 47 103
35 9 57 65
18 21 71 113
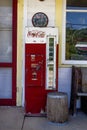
0 0 17 105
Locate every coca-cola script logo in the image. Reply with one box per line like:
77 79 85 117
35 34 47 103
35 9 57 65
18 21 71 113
27 30 45 38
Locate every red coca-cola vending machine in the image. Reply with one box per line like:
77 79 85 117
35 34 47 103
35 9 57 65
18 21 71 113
25 27 58 116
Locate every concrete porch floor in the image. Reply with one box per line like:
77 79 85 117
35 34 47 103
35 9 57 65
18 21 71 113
0 106 87 130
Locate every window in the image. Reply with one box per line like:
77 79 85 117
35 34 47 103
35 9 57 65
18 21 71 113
62 0 87 64
46 36 56 90
0 0 17 105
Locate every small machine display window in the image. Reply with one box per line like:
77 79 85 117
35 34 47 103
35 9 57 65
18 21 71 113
46 36 56 90
49 38 54 61
48 65 54 88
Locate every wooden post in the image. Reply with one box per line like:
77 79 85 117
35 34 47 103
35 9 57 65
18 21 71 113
47 92 68 123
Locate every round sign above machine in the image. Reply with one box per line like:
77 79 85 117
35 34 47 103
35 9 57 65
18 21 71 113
32 12 48 27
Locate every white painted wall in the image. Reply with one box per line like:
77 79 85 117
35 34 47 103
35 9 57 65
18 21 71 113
58 67 72 107
27 0 55 26
58 67 81 108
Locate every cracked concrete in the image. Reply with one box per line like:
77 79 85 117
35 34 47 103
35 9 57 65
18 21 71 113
0 106 87 130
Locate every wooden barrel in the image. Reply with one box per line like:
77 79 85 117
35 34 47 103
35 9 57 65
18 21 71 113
47 92 68 123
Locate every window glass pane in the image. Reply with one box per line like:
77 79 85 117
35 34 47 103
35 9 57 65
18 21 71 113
66 12 87 60
0 0 12 28
0 0 12 62
67 12 87 28
0 30 12 62
0 68 12 99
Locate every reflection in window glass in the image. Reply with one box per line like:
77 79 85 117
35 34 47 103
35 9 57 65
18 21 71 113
0 0 12 62
0 68 12 99
0 0 12 28
67 0 87 8
66 1 87 60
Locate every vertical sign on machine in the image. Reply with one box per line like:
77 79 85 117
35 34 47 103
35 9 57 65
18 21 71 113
25 27 58 115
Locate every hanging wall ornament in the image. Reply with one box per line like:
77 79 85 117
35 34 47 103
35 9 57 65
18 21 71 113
32 12 48 27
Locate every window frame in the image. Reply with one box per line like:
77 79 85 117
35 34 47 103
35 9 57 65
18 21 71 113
62 0 87 65
0 0 17 105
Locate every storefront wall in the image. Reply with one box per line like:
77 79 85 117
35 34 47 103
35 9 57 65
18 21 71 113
17 0 72 107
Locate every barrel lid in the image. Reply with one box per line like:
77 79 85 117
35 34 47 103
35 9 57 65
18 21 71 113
47 92 67 98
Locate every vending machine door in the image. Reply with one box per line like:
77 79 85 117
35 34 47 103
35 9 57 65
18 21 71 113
25 44 46 114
